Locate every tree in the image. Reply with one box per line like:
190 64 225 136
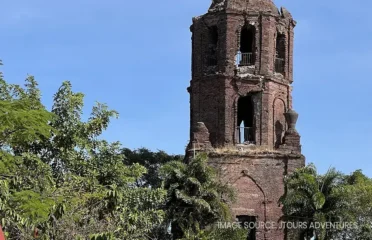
280 164 350 240
122 148 183 188
0 63 170 239
281 164 372 240
0 75 54 151
0 68 56 239
336 170 372 239
161 154 234 239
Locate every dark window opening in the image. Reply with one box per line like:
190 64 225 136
238 26 255 66
275 33 286 73
275 120 284 148
237 96 255 144
209 26 218 45
237 215 257 240
207 26 218 66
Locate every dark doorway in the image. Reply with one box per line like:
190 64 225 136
209 26 218 45
275 33 286 73
207 26 218 66
239 26 255 66
276 33 285 59
240 26 255 53
275 120 284 148
237 96 255 143
237 215 257 240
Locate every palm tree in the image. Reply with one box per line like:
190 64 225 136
280 164 347 240
160 154 234 239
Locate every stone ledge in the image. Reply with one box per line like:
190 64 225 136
206 146 304 159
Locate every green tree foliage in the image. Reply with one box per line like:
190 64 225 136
161 154 235 239
281 164 347 239
176 226 248 240
336 170 372 239
281 164 372 240
0 64 169 239
122 148 183 188
0 75 53 150
0 63 233 240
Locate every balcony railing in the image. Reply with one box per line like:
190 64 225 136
236 52 254 66
275 58 285 73
236 127 255 144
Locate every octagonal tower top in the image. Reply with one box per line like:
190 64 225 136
209 0 280 15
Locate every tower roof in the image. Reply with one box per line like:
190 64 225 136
209 0 279 15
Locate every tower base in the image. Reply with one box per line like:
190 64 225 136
206 149 305 240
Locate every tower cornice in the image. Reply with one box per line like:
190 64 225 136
209 0 279 15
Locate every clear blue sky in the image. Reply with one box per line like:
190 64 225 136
0 0 371 177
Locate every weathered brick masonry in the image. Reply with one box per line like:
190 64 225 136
208 152 304 239
187 0 305 239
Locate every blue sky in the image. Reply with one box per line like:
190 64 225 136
0 0 371 177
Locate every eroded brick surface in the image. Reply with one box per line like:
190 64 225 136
209 152 305 240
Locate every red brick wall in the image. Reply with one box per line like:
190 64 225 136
209 152 305 240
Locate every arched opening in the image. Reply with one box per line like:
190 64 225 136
273 99 286 148
238 26 255 66
207 26 218 66
232 175 265 239
275 33 286 73
237 96 255 144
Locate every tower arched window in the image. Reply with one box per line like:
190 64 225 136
207 26 218 66
238 25 255 66
275 33 286 73
237 95 255 144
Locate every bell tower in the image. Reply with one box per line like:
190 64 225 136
187 0 305 239
189 0 300 149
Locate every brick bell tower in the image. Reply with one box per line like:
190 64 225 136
187 0 305 239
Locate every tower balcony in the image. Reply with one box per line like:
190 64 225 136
236 127 256 145
236 52 255 66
